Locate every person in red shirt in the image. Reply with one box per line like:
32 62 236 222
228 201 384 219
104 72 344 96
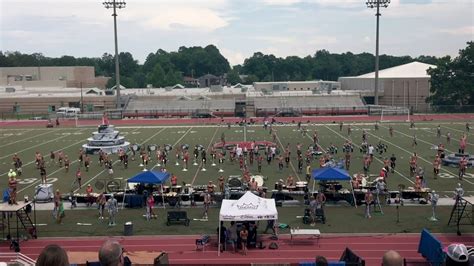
433 155 441 179
146 194 155 220
459 156 468 180
8 176 18 205
218 175 225 192
379 168 387 182
170 174 178 186
75 168 82 189
459 135 467 154
86 184 94 207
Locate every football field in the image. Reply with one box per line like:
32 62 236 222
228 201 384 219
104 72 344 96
1 119 473 202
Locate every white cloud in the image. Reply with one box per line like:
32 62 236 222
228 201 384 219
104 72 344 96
439 26 474 36
1 0 232 32
262 0 364 7
135 7 229 31
220 48 247 66
262 0 301 5
252 36 295 44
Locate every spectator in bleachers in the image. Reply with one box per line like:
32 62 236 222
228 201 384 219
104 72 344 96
99 240 128 266
382 250 403 266
315 255 328 266
36 244 69 266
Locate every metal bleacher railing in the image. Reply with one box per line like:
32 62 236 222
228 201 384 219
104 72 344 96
0 252 36 265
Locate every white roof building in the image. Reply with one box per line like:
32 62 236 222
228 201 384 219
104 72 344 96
356 62 436 79
338 61 437 111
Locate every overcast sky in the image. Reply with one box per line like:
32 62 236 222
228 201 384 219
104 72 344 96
0 0 472 66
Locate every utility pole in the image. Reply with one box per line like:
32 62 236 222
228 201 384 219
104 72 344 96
102 0 126 109
80 82 84 113
366 0 390 105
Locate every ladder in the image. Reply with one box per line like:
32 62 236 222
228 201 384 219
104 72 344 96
16 208 37 239
448 196 473 235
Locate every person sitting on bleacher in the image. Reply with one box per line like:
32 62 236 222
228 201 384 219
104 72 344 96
382 250 403 266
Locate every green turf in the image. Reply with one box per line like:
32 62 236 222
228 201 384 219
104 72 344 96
0 121 473 200
22 205 472 238
0 121 473 238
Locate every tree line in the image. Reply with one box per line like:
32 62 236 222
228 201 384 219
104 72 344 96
1 42 471 106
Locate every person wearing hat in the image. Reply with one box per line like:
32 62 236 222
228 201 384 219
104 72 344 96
445 243 470 265
7 169 16 179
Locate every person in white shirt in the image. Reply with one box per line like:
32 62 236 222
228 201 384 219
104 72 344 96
368 145 374 160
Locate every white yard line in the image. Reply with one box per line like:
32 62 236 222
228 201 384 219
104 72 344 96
17 127 144 194
416 127 474 148
74 128 168 193
17 159 80 194
244 124 247 142
0 128 76 149
0 128 35 140
0 138 88 177
324 125 414 184
369 125 474 186
274 130 301 181
149 127 193 172
0 129 89 160
191 127 220 186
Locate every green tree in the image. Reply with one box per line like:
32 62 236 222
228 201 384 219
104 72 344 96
146 64 166 87
226 68 242 85
427 42 474 106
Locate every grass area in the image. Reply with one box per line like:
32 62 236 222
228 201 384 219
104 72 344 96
27 205 473 238
1 121 472 199
0 120 473 238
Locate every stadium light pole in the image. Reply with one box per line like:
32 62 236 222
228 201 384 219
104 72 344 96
102 0 126 109
366 0 390 106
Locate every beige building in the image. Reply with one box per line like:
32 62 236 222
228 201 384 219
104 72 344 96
253 81 340 93
0 85 116 116
0 66 109 89
338 62 436 112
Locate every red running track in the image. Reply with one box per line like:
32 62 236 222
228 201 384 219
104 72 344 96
1 233 473 265
1 113 473 128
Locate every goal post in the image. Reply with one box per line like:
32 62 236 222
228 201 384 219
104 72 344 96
75 111 123 128
75 113 103 128
380 107 410 122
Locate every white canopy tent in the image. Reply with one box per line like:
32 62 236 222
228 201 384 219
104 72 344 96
218 191 278 255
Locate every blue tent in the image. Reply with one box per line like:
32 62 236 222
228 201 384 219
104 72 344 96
311 167 356 208
127 171 170 184
312 167 350 181
126 171 170 210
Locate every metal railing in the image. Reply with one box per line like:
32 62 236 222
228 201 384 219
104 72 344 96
0 252 36 265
